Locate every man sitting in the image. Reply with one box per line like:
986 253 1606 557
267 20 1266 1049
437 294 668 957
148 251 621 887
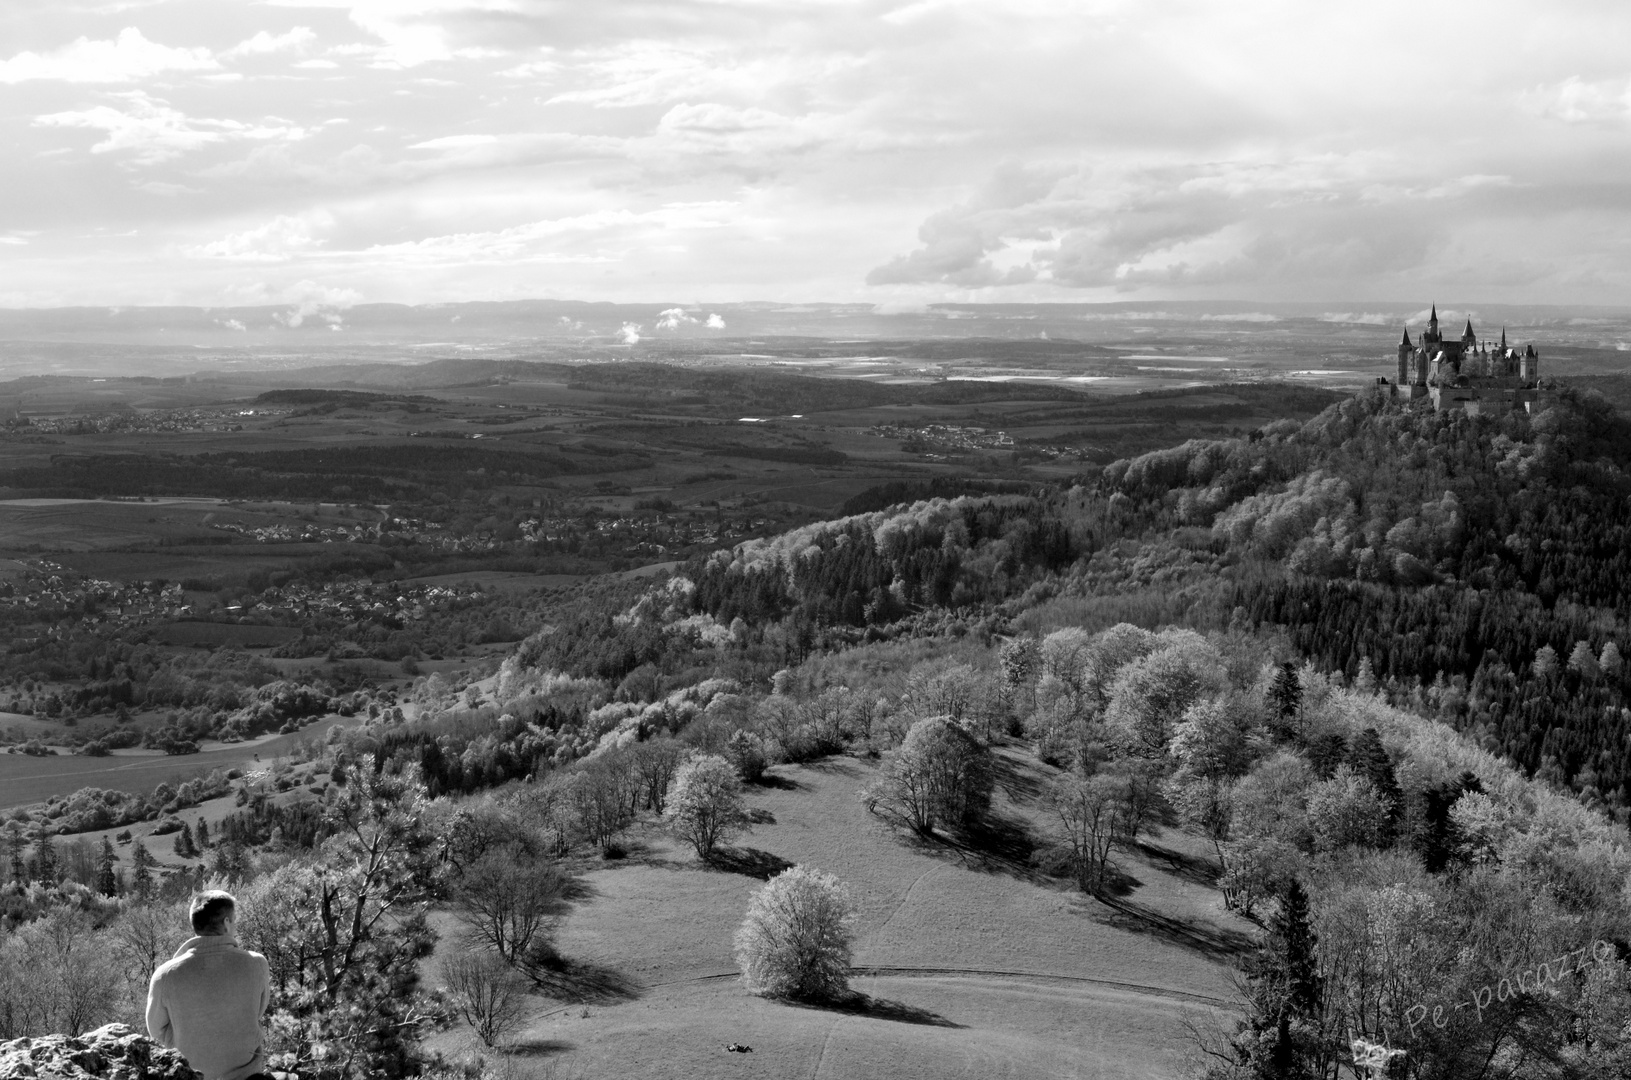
147 890 272 1080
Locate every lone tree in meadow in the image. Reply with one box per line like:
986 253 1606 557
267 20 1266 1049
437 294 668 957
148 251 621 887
663 753 749 860
734 865 856 1002
863 715 993 834
454 851 571 971
440 950 529 1048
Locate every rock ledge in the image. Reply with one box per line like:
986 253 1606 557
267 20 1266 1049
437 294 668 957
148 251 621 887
0 1024 201 1080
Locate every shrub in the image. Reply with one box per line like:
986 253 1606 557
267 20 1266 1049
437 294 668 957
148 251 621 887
439 950 529 1048
724 729 766 784
733 865 856 1001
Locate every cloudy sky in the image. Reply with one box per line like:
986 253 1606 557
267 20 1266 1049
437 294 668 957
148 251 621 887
2 0 1629 309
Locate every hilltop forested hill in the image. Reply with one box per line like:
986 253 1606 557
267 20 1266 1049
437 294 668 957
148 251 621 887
512 384 1631 807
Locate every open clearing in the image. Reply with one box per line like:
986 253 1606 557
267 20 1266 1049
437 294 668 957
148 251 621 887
426 751 1248 1079
0 713 359 805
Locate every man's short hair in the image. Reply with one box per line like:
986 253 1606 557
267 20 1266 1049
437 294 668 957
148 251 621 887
190 890 236 935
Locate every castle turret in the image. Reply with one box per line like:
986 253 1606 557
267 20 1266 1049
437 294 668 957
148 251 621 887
1427 303 1440 343
1462 318 1476 346
1396 327 1413 384
1522 343 1538 382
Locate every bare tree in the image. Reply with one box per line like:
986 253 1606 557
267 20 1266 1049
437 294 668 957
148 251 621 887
440 950 530 1048
112 899 188 994
564 755 639 853
1045 774 1124 897
629 738 690 813
455 853 570 968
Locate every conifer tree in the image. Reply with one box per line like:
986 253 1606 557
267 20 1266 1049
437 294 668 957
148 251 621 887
174 822 197 859
1233 878 1323 1079
1354 656 1377 695
4 825 24 883
1268 663 1302 737
131 840 155 899
32 834 59 883
1345 728 1402 842
97 836 119 896
195 817 211 849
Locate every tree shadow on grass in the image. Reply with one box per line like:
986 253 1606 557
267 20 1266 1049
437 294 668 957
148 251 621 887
1133 839 1223 888
502 1039 573 1058
528 959 642 1005
752 773 801 791
707 845 796 880
796 757 865 778
782 990 964 1029
895 811 1042 883
989 751 1046 804
1084 895 1257 963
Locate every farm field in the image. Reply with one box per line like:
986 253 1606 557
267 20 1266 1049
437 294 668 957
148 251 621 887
422 751 1246 1079
0 713 359 806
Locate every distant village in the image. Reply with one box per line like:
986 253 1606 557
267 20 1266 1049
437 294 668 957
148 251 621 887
1 407 277 435
872 421 1088 462
212 510 775 558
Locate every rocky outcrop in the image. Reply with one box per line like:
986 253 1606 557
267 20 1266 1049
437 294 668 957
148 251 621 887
0 1024 200 1080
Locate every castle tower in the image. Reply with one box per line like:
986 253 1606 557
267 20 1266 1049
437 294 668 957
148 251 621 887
1522 344 1538 382
1416 346 1430 386
1461 318 1476 347
1426 303 1440 344
1396 328 1413 384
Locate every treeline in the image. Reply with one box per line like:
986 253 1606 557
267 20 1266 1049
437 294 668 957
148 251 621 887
688 495 1085 630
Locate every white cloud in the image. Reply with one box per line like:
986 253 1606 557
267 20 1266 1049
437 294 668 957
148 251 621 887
217 317 247 331
225 28 318 60
656 306 696 329
618 322 641 344
274 279 361 326
409 134 498 149
1527 76 1631 125
293 58 339 69
0 28 217 84
187 212 332 261
35 93 309 165
706 313 725 329
37 95 223 163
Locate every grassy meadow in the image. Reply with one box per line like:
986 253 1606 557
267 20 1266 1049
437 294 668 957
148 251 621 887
423 750 1246 1080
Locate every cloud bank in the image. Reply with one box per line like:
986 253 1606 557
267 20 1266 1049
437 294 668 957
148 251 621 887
1 0 1629 306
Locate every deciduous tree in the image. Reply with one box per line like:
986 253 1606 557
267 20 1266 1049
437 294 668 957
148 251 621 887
734 865 856 1002
663 754 749 860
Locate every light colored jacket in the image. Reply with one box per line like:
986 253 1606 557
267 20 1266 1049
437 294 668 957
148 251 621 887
146 934 271 1080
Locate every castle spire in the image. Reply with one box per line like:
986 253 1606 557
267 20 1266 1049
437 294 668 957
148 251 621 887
1463 317 1475 339
1500 326 1507 348
1400 327 1413 348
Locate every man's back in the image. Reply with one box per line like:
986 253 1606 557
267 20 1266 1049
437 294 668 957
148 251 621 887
147 935 270 1080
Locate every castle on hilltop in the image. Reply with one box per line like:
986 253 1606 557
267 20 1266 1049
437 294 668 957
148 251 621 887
1385 305 1552 414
